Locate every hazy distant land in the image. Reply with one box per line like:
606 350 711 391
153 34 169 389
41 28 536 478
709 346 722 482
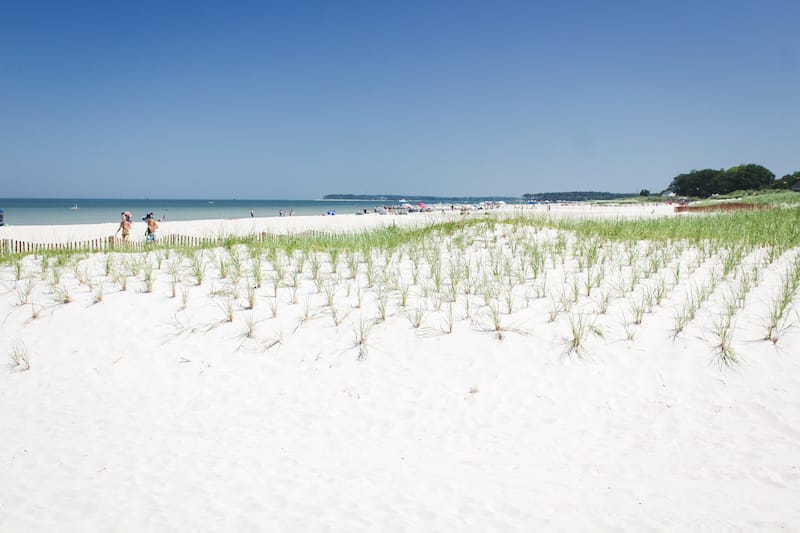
324 191 638 202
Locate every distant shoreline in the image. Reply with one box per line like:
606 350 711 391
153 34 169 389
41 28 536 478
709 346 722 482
324 191 638 202
0 194 642 226
323 194 523 202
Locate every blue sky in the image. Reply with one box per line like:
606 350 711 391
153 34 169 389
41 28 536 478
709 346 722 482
1 1 798 199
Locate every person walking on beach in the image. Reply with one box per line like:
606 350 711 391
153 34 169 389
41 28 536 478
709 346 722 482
144 212 158 242
250 209 255 218
115 211 132 242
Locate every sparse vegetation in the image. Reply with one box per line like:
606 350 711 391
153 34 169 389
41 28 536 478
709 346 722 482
9 341 31 371
2 205 799 368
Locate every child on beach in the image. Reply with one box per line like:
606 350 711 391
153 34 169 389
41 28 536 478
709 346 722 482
115 211 132 241
144 212 158 242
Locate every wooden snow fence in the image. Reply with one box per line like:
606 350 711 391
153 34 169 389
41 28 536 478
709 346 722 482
673 202 769 213
0 230 339 257
1 236 120 256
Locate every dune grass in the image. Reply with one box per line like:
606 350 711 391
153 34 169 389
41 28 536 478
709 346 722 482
3 206 799 367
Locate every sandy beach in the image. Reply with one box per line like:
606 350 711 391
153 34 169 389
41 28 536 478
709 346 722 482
0 202 676 244
1 203 798 531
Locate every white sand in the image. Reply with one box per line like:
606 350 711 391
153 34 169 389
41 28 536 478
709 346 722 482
0 203 677 244
1 203 798 531
0 211 449 244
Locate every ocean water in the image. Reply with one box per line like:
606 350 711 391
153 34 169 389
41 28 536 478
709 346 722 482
0 198 414 226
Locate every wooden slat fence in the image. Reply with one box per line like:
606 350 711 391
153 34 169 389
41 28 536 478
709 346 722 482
0 231 344 257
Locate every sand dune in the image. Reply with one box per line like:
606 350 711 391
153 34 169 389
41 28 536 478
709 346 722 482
1 203 798 531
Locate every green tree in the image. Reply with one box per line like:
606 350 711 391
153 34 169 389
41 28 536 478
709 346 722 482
719 164 775 193
667 169 722 197
639 189 650 196
771 171 800 189
667 164 775 197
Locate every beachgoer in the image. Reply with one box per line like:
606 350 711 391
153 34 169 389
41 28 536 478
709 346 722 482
289 210 294 216
144 212 158 242
250 209 255 218
279 210 284 216
115 211 132 241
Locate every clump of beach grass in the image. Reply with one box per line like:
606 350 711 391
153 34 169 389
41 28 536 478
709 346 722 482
353 319 374 360
330 305 348 326
191 251 206 285
564 311 603 356
179 287 190 310
219 297 235 323
53 284 72 304
9 341 31 371
246 283 256 310
407 304 426 329
16 278 34 306
143 264 154 293
12 258 24 281
243 313 257 338
711 317 738 368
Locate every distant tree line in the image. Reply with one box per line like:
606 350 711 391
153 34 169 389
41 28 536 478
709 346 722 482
667 164 800 197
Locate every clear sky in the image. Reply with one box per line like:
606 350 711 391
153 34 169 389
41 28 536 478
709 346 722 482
1 1 798 199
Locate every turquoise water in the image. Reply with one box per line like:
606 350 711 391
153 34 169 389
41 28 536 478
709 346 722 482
0 198 407 226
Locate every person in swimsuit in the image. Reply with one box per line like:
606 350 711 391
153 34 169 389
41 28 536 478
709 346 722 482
115 211 132 241
144 212 158 242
